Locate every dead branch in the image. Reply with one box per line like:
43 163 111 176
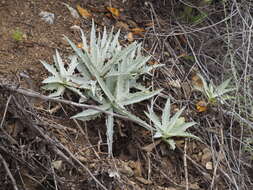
10 95 109 190
2 84 153 130
0 153 19 190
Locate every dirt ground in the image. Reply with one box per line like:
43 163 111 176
0 0 252 190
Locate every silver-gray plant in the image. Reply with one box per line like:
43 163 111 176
145 98 200 150
193 73 235 104
42 21 162 156
41 50 95 99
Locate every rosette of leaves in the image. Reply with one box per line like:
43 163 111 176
145 98 200 150
64 21 162 156
41 50 96 98
193 74 235 104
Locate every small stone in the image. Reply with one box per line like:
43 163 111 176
206 161 213 170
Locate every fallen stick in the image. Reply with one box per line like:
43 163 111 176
3 85 153 131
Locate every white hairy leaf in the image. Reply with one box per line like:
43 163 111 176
147 97 200 150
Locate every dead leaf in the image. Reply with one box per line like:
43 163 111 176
175 140 185 147
201 148 212 166
77 42 83 48
106 7 120 17
147 60 159 65
192 74 204 89
119 163 134 177
172 104 180 113
76 5 92 19
127 32 134 42
52 160 62 170
131 27 145 35
128 161 142 177
196 100 208 112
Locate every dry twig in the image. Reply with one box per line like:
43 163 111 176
0 153 19 190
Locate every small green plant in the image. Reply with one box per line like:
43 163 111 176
42 21 162 156
193 74 235 104
181 5 208 24
12 29 24 42
145 98 200 150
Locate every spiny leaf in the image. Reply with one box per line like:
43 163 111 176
64 35 115 102
40 61 58 76
71 103 111 120
146 97 200 150
145 109 162 129
55 50 67 77
162 98 171 127
121 89 162 106
165 107 185 134
47 86 65 98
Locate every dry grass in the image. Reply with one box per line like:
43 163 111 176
142 0 253 189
